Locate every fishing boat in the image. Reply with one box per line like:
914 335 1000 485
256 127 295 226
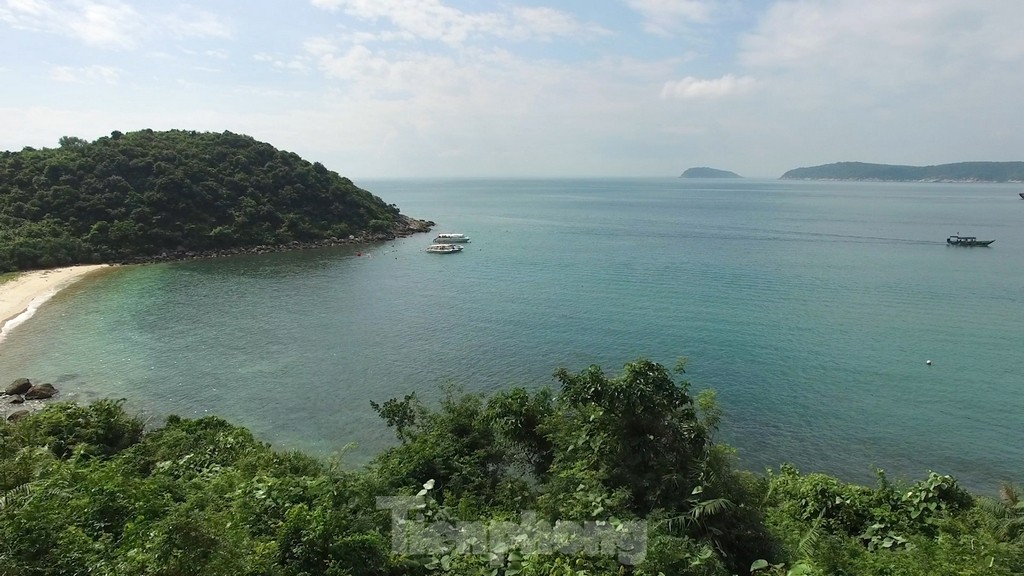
1018 192 1024 200
946 235 994 247
426 243 463 254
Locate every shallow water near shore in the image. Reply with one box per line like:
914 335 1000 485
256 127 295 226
1 178 1022 493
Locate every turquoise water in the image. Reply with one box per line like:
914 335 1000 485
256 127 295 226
1 178 1022 492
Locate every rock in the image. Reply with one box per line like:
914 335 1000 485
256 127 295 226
6 395 24 404
5 378 32 396
7 409 30 422
24 383 57 400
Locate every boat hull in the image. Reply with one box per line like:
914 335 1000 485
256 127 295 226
433 234 470 243
946 237 994 247
426 243 463 254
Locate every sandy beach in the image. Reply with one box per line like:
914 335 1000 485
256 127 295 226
0 264 110 342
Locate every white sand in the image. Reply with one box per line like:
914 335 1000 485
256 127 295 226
0 264 109 343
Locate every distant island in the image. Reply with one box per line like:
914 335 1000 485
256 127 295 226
680 167 742 178
0 130 431 272
780 161 1024 182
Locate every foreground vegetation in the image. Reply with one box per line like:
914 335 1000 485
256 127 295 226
2 359 1023 575
0 130 413 272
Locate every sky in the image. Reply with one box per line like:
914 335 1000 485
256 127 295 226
2 0 1023 178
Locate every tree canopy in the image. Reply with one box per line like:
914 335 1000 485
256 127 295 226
3 358 1022 575
0 130 408 271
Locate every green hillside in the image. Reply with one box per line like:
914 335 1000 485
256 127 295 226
780 161 1024 182
0 130 428 272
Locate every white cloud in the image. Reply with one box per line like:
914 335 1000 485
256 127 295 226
48 65 77 82
1 0 142 48
163 9 232 39
661 73 756 98
316 44 388 81
0 1 232 48
49 64 120 83
303 36 338 57
0 0 45 24
309 0 606 44
309 0 342 10
6 1 1024 178
68 1 138 47
712 0 1024 171
2 0 48 18
742 0 1024 78
506 6 611 40
625 0 718 35
312 0 503 45
251 52 298 71
730 0 1024 137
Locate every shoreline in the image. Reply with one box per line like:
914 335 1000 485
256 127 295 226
112 216 435 265
0 218 435 418
0 264 111 344
0 216 433 335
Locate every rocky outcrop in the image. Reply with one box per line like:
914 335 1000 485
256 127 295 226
24 383 57 400
1 379 60 422
5 378 32 396
6 409 30 422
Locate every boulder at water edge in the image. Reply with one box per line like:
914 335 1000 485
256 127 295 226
24 383 57 400
5 378 32 396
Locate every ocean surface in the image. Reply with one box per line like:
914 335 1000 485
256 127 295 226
1 178 1022 493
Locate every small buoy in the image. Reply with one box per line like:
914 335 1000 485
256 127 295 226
926 360 932 366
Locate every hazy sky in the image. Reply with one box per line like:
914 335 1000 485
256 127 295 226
2 0 1022 178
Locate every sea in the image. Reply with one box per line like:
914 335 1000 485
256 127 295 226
1 178 1022 494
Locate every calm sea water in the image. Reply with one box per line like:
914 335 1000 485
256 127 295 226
1 178 1022 493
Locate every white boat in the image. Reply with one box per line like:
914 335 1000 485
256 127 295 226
426 243 463 254
433 233 470 243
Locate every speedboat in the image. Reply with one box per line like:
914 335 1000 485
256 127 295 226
426 243 463 254
433 233 470 243
946 235 994 247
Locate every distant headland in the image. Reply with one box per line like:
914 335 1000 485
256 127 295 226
679 167 742 178
0 129 432 272
780 161 1024 183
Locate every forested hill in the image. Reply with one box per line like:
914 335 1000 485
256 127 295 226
0 129 429 272
780 161 1024 182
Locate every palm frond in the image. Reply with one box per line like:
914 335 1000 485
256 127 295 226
690 497 734 519
0 484 33 512
976 497 1010 519
796 512 823 559
1000 482 1020 507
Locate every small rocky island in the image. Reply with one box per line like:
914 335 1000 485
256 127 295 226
679 167 742 178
